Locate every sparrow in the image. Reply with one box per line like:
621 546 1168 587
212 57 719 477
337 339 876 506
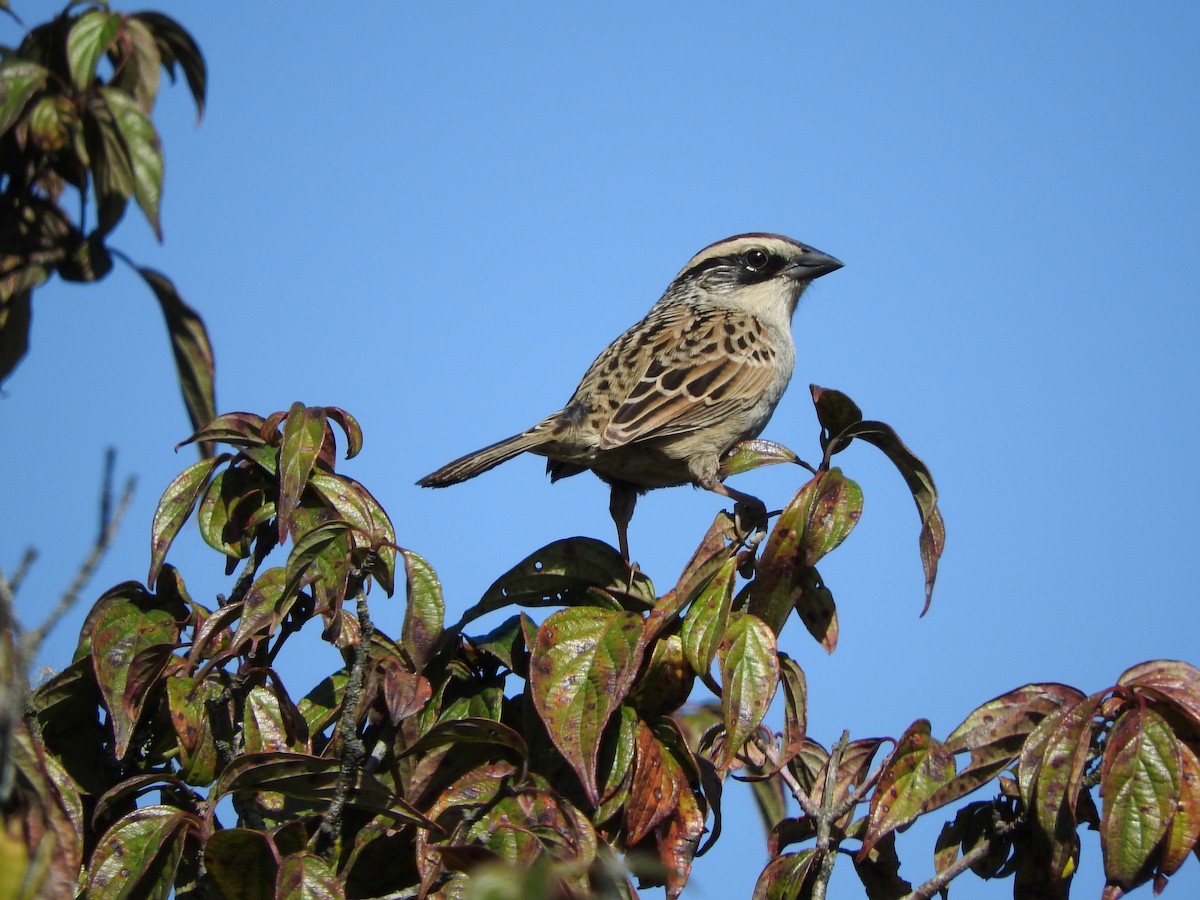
418 233 843 560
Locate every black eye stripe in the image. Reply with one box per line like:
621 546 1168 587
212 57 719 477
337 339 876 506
678 249 780 283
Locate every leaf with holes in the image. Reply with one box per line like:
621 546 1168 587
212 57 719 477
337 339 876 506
719 612 779 768
529 607 645 803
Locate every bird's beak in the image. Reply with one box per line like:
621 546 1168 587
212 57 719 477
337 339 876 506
789 246 843 281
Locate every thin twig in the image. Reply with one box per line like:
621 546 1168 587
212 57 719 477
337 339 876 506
810 730 851 900
902 817 1019 900
20 467 136 660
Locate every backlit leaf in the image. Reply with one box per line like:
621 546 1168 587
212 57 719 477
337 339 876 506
861 719 954 857
67 9 121 90
719 612 779 768
680 555 736 676
529 607 645 803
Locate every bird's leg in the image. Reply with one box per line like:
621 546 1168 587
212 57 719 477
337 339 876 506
703 480 768 549
608 484 638 563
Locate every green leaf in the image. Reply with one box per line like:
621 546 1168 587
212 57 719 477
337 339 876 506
230 567 294 652
1101 706 1181 889
309 471 397 595
284 519 352 599
680 555 736 676
67 9 122 90
202 829 277 900
0 59 49 135
719 612 779 768
529 607 645 803
148 454 224 586
100 86 164 237
860 719 955 858
277 403 327 543
277 852 345 900
718 438 807 478
110 16 161 112
86 806 194 899
752 850 819 899
462 537 654 627
166 675 224 786
749 469 861 636
137 267 217 450
401 549 445 672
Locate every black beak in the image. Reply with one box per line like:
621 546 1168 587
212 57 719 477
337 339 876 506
790 245 843 281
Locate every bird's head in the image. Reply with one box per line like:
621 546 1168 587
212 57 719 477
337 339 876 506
667 233 843 321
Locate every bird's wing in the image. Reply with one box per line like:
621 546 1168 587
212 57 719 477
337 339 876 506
595 307 780 450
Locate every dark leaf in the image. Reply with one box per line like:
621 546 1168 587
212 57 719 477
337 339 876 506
99 88 163 238
277 403 327 543
136 267 216 449
0 288 34 385
134 12 207 119
752 850 819 899
202 828 277 900
86 806 194 899
401 549 445 672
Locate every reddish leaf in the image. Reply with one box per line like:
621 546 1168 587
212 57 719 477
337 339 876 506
1159 737 1200 877
719 612 779 768
1030 694 1101 855
166 675 225 785
1101 706 1181 889
308 471 397 595
626 720 685 844
86 806 195 900
230 567 294 653
148 454 224 586
629 634 695 716
1118 660 1200 734
134 12 207 119
658 783 707 900
861 719 955 858
176 412 268 451
401 549 445 672
324 406 363 459
749 469 860 636
529 608 645 803
88 586 181 758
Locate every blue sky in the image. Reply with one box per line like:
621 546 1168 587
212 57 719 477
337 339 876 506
4 3 1200 896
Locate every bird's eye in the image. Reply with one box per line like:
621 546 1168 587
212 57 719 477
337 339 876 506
742 249 770 272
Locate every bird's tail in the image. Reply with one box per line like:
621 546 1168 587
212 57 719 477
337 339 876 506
417 430 546 487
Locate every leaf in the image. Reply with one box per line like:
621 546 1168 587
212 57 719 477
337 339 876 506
0 289 33 387
719 612 779 768
812 385 944 614
0 59 49 135
278 403 327 543
752 850 819 899
202 828 278 900
1030 694 1101 847
134 11 207 119
86 806 194 900
680 555 737 676
110 16 161 113
749 469 861 636
277 852 345 900
67 9 122 90
166 675 224 785
88 586 182 758
1158 737 1200 878
401 549 445 672
229 567 294 653
718 438 806 478
324 406 363 459
529 607 645 803
1101 706 1181 889
99 88 164 238
628 633 694 716
137 268 216 449
308 472 397 595
860 719 955 858
1118 659 1200 734
463 537 655 626
626 719 686 844
148 455 224 586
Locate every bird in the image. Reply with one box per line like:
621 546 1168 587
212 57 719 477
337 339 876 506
417 233 843 561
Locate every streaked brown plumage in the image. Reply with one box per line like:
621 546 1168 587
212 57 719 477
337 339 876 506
418 233 843 559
